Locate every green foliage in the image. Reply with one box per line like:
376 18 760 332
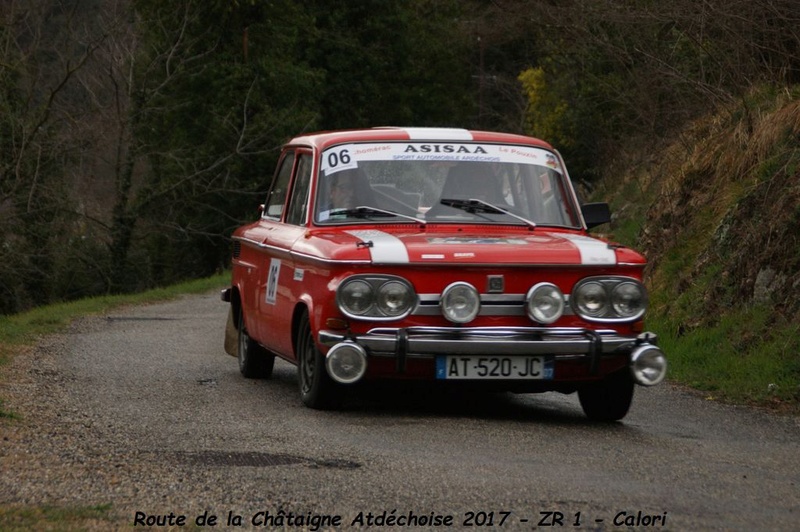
518 68 571 148
0 2 98 313
0 399 18 420
0 504 115 532
305 0 472 129
651 309 800 405
122 1 326 289
517 57 620 180
1 0 478 313
651 254 799 405
107 0 477 293
488 0 800 181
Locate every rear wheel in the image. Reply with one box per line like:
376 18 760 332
296 311 342 410
237 308 275 379
578 369 634 422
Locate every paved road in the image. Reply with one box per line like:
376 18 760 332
1 292 798 531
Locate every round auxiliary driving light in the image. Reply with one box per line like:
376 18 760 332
526 283 565 324
440 282 480 324
630 344 667 386
325 342 367 384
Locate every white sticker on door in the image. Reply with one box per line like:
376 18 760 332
266 258 281 304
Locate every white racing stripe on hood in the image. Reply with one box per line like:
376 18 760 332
559 233 617 265
403 127 473 140
346 230 410 264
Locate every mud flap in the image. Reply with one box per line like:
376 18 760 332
224 307 237 357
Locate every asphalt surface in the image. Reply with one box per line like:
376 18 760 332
1 292 798 531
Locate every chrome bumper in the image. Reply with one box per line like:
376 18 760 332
319 326 655 375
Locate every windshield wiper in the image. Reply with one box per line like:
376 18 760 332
438 198 536 229
331 206 426 226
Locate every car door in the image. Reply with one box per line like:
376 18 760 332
256 149 313 358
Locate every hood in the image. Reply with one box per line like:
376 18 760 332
306 227 643 266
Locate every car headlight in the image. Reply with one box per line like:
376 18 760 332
612 281 647 319
573 280 608 318
526 283 565 324
338 279 374 316
336 275 416 320
572 277 647 322
441 282 480 323
376 280 415 317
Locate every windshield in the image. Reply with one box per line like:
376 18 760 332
315 142 581 228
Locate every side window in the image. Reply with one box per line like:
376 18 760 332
285 154 312 226
265 152 295 219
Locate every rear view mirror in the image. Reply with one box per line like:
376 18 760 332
581 202 612 229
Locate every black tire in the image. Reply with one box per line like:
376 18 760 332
296 311 342 410
237 307 275 379
578 369 635 422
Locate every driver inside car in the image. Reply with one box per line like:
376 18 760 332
317 168 371 221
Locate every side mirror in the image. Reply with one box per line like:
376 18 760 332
581 202 611 229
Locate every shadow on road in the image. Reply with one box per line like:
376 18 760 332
252 362 631 429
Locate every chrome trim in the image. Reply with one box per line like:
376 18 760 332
291 251 372 265
234 236 374 265
231 258 259 270
234 235 272 250
413 293 575 317
234 236 292 258
319 326 636 358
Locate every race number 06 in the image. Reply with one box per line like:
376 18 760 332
327 149 351 169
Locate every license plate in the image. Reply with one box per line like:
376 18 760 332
435 356 553 380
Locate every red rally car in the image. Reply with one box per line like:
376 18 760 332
221 127 667 421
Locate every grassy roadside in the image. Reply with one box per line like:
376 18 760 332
0 504 116 532
0 272 230 530
597 196 800 409
648 312 800 409
595 181 800 410
0 272 230 418
0 272 230 419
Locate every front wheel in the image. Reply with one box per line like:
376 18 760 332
578 369 634 422
237 308 275 379
296 312 342 410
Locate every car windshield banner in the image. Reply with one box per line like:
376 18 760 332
321 142 562 176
